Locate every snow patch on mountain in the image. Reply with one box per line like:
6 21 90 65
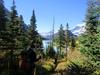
40 31 53 40
40 23 86 40
71 23 86 36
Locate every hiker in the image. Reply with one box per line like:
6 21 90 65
27 48 41 75
19 51 30 75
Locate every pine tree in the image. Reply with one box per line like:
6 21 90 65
19 15 26 33
0 0 8 50
85 0 98 35
58 24 65 54
7 0 21 49
95 0 100 24
0 0 7 31
28 10 43 51
65 23 70 52
6 0 21 69
18 15 29 49
28 10 38 48
79 0 99 62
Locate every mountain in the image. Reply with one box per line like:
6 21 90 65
71 23 86 36
40 31 53 40
54 30 75 38
41 23 86 40
40 30 75 40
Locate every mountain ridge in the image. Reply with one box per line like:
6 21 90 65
41 23 85 40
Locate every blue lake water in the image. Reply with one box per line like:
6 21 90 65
43 40 51 49
43 40 58 52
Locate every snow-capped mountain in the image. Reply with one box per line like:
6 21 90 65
40 30 75 40
40 31 53 40
71 23 86 36
40 23 86 40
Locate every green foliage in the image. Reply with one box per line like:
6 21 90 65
67 61 95 75
65 23 70 52
36 60 55 75
30 10 37 32
28 10 43 50
0 0 8 31
46 45 55 58
42 64 53 72
59 24 65 47
28 10 37 40
54 24 74 57
6 1 21 49
71 35 76 49
0 0 9 50
79 0 100 62
93 70 100 75
18 15 29 49
57 24 65 53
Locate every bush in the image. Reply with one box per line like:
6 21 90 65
67 61 95 75
92 70 100 75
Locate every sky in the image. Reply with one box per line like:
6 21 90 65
4 0 87 33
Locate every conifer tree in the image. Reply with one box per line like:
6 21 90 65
0 0 7 31
28 10 43 51
79 0 99 62
58 24 65 54
19 15 26 33
18 15 29 49
7 0 20 49
7 0 21 69
65 23 70 52
0 0 8 50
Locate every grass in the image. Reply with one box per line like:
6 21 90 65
42 60 55 71
67 49 88 68
36 48 87 74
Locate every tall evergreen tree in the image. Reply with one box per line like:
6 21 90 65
0 0 7 31
7 0 21 49
28 10 43 50
19 15 26 33
95 0 100 24
79 0 100 62
18 15 29 49
58 24 65 54
85 0 98 34
65 23 70 52
6 0 21 69
28 10 38 48
0 0 8 50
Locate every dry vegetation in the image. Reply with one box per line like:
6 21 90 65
35 48 88 75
